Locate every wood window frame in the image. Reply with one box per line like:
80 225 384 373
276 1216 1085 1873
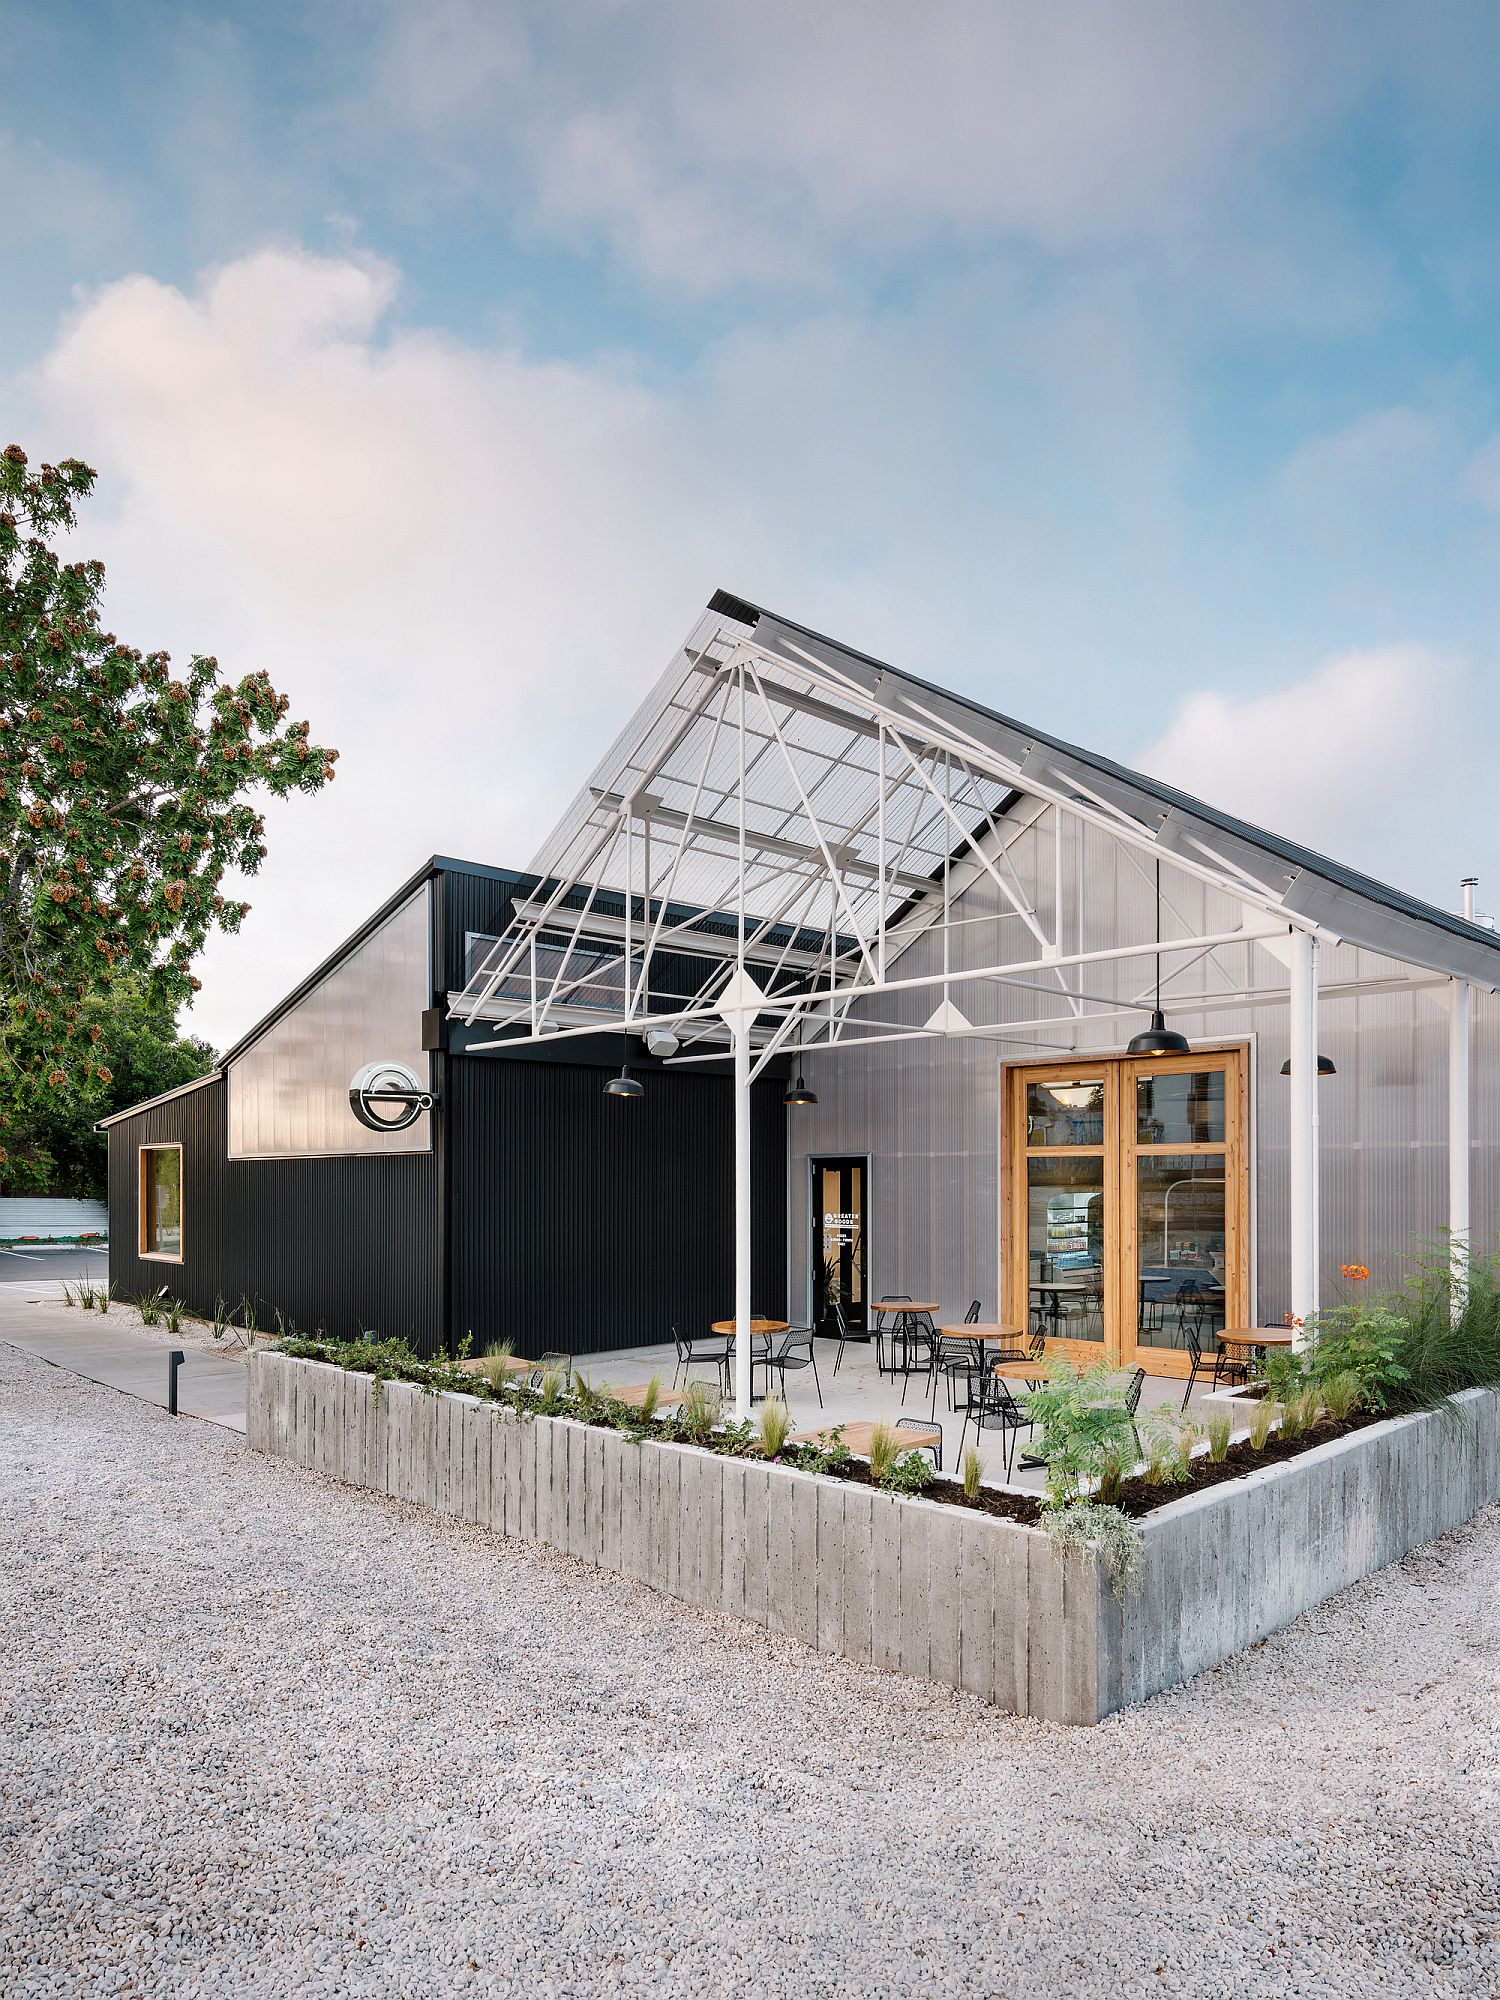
137 1143 185 1264
1003 1046 1250 1378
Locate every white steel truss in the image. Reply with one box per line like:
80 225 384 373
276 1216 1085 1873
450 601 1497 1411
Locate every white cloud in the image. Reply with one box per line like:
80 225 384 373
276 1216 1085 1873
357 0 1386 291
24 245 783 1047
1135 647 1470 893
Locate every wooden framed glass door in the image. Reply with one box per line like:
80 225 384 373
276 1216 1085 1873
1005 1049 1248 1376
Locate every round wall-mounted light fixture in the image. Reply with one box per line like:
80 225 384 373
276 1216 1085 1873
349 1059 435 1132
783 1073 818 1107
1280 1054 1337 1077
604 1063 643 1099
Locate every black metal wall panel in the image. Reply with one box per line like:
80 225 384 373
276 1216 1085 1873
449 1051 787 1354
107 1076 442 1348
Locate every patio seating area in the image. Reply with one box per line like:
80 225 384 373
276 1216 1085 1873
568 1320 1237 1491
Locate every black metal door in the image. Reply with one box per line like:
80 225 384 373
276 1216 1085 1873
810 1156 866 1333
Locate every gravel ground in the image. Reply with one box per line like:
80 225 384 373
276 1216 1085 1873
3 1344 1497 1999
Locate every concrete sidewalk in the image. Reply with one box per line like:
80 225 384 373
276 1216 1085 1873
0 1289 247 1433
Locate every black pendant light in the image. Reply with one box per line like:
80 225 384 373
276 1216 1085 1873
603 1035 643 1099
784 1072 818 1107
1126 860 1191 1057
1280 1054 1337 1077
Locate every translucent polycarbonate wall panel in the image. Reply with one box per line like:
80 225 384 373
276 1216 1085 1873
785 1031 1000 1327
790 810 1498 1334
228 886 432 1158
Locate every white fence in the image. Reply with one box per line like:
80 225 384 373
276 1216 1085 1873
0 1198 108 1241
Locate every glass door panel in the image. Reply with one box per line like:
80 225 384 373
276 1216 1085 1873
1026 1154 1106 1346
1133 1152 1227 1355
812 1157 866 1333
1136 1071 1225 1145
1026 1078 1105 1146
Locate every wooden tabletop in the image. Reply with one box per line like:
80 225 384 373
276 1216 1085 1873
610 1382 692 1411
991 1361 1048 1384
710 1318 788 1335
786 1418 942 1454
870 1300 941 1314
457 1354 535 1377
937 1323 1027 1342
1029 1276 1093 1292
1218 1326 1298 1348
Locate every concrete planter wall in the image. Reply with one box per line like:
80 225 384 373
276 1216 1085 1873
247 1352 1500 1725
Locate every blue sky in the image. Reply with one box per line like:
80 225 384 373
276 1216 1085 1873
5 0 1500 1044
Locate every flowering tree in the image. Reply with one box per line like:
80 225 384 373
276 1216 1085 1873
0 444 336 1136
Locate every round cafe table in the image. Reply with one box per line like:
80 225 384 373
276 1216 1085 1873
1218 1326 1297 1352
870 1300 941 1378
711 1319 788 1401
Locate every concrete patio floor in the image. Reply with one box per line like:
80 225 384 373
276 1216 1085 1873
571 1330 1233 1492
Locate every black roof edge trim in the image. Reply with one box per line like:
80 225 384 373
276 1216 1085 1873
96 1068 223 1130
719 590 1500 961
215 856 449 1070
708 589 762 628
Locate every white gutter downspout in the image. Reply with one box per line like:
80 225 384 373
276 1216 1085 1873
1450 877 1477 1317
1288 930 1319 1339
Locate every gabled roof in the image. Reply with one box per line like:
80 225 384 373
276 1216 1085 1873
708 591 1500 988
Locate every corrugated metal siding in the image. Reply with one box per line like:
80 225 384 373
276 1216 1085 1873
450 1052 787 1354
107 1075 441 1347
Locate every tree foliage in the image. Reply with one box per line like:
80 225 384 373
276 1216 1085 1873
0 443 336 1134
0 982 215 1199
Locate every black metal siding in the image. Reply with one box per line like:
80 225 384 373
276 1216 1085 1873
107 1075 442 1347
449 1051 787 1354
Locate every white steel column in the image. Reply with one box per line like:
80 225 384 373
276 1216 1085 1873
732 1019 753 1419
1449 977 1471 1309
1288 929 1319 1335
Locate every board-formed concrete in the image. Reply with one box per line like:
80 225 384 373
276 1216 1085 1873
246 1351 1500 1723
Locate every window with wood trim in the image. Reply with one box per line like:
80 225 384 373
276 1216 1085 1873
139 1145 184 1261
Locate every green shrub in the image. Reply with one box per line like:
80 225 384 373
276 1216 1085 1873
1205 1410 1233 1462
638 1372 662 1422
676 1380 721 1445
757 1395 791 1460
1096 1449 1128 1505
136 1287 166 1327
1247 1396 1277 1451
961 1444 982 1501
1306 1302 1409 1409
867 1422 899 1484
877 1449 935 1496
796 1423 851 1476
1175 1420 1202 1480
1321 1369 1364 1421
1044 1502 1143 1597
1023 1359 1141 1508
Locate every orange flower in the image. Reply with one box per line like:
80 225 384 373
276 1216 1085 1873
1339 1263 1370 1282
1283 1312 1304 1328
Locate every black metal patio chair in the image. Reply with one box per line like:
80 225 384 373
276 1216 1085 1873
671 1326 732 1396
927 1330 983 1415
829 1298 872 1376
956 1373 1032 1478
1180 1329 1248 1410
896 1414 943 1471
531 1350 573 1389
766 1327 822 1408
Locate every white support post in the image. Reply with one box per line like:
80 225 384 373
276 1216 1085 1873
1288 929 1319 1337
732 1019 753 1420
1449 976 1471 1314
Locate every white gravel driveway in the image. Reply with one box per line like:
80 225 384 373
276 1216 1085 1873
3 1341 1497 1999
